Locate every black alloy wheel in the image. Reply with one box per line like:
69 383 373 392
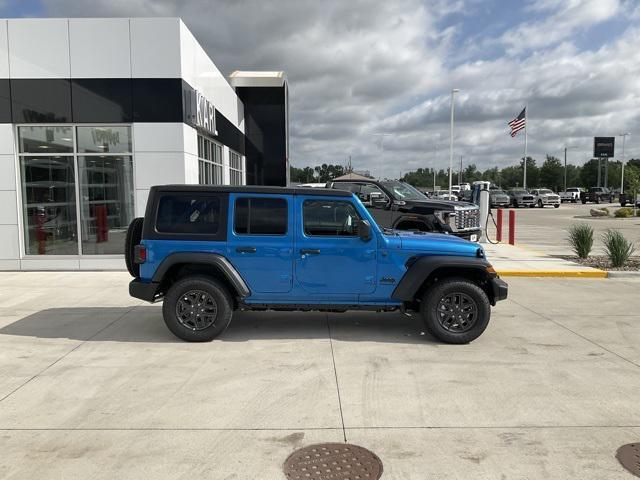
435 292 478 333
175 289 218 331
420 277 491 344
163 276 233 342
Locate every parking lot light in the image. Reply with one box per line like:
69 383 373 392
563 145 577 192
620 133 630 194
449 89 460 197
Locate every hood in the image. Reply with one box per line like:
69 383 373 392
405 198 476 209
391 230 482 257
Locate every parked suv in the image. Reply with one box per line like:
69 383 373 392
326 179 481 242
489 189 511 208
530 188 561 208
581 187 614 204
127 185 507 344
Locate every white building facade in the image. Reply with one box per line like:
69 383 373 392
0 18 288 270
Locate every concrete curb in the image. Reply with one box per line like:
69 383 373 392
605 270 640 278
496 270 608 278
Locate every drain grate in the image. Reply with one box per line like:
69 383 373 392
283 443 383 480
617 443 640 478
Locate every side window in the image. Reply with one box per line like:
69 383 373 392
156 195 220 234
303 200 361 237
234 197 288 235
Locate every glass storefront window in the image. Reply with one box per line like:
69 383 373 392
18 126 74 154
17 124 134 256
78 155 134 254
20 156 78 254
76 126 132 153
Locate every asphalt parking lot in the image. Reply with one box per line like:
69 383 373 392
1 271 639 479
486 201 640 255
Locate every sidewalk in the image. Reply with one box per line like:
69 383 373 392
483 242 608 278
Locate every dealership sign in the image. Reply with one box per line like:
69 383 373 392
593 137 615 157
183 85 218 136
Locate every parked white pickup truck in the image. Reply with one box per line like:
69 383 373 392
559 187 583 203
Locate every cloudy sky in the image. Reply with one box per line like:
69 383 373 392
2 0 639 179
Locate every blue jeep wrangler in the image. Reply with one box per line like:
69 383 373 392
126 185 507 344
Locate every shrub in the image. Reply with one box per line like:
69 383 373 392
601 207 610 215
614 207 633 218
567 223 594 259
602 230 636 267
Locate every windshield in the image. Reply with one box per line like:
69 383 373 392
492 190 506 195
380 181 426 200
539 189 553 194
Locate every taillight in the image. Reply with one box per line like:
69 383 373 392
134 245 147 264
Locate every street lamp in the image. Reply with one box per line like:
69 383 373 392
620 133 630 194
563 145 577 192
448 88 460 196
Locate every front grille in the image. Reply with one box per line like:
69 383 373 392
454 207 480 231
522 196 534 201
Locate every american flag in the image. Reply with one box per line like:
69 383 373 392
508 108 526 137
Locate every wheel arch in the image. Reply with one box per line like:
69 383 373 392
391 255 496 306
152 252 250 299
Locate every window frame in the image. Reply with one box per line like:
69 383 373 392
302 199 363 238
143 191 228 242
233 196 288 236
15 123 134 259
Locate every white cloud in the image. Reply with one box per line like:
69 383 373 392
41 0 640 178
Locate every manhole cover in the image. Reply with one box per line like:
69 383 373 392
617 443 640 477
283 443 383 480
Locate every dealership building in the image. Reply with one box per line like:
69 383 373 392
0 18 289 270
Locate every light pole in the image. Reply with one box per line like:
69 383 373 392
563 145 576 192
620 133 630 194
448 88 459 196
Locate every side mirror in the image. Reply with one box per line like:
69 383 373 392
358 219 372 242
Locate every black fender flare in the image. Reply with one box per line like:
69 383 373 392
391 255 491 302
392 214 451 233
152 252 250 298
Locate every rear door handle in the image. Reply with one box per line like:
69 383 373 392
236 246 257 253
300 249 320 255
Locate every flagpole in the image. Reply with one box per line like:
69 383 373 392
523 104 528 190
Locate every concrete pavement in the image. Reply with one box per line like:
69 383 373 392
1 272 640 479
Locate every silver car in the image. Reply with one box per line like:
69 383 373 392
508 189 536 208
530 188 561 208
489 189 511 208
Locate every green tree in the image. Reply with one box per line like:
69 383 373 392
313 164 345 182
290 166 316 183
539 155 563 190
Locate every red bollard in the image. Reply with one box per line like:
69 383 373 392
496 208 503 242
508 210 515 245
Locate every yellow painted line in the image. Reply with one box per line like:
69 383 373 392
496 269 608 278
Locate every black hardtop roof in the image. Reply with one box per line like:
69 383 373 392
151 184 352 197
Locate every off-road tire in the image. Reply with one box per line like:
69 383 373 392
125 217 144 278
420 277 491 344
163 276 233 342
537 199 543 208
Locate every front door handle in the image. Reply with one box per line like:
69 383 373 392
300 249 320 255
236 246 257 253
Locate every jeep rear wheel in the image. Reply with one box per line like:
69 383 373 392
163 276 233 342
420 278 491 344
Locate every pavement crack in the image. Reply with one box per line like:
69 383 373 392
0 305 138 404
326 314 348 443
511 299 640 369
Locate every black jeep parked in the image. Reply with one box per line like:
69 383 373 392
326 179 481 241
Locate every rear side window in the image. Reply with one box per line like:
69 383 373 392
156 195 221 234
234 197 288 235
303 200 361 237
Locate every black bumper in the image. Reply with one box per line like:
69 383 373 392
490 277 508 303
129 279 160 302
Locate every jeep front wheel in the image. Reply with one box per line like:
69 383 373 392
420 278 491 344
163 276 233 342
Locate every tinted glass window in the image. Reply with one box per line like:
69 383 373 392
234 197 287 235
156 195 220 234
303 200 361 237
